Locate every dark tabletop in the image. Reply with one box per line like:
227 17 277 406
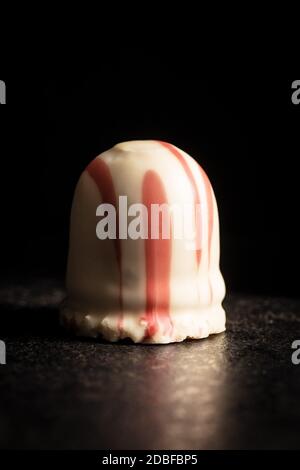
0 280 300 450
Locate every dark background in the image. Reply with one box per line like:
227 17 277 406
1 52 300 452
0 57 299 298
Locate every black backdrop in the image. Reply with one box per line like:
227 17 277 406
0 56 299 297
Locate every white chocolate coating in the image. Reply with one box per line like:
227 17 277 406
61 141 226 343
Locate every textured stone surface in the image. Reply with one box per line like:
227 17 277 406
0 280 300 449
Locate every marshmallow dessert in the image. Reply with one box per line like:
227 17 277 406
61 141 226 344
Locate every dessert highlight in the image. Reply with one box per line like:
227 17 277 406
61 141 226 343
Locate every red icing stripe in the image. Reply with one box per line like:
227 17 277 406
198 165 214 266
86 157 123 332
158 141 214 303
198 165 214 302
157 141 202 267
142 170 173 339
